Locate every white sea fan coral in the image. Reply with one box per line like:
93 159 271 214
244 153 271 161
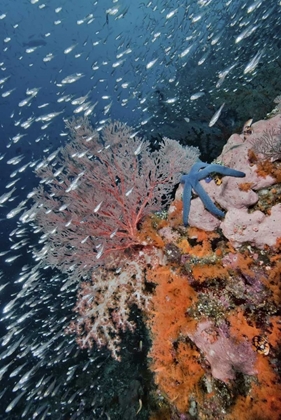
250 126 281 161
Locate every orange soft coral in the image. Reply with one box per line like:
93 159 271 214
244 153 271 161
238 182 255 191
177 226 219 259
167 199 183 228
137 215 166 248
267 259 281 306
187 226 220 243
146 266 202 413
191 263 229 283
228 309 260 342
227 354 281 420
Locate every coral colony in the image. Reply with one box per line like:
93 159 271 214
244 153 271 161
14 114 281 419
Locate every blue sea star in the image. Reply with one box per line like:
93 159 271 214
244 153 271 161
180 161 245 226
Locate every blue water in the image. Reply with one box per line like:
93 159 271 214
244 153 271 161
0 0 280 418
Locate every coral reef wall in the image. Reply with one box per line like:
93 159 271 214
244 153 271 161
144 114 281 419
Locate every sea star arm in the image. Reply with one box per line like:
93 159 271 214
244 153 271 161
196 164 245 181
182 181 192 227
193 181 225 219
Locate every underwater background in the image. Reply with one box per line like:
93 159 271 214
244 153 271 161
0 0 281 419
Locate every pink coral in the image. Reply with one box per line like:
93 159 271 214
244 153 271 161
180 114 281 248
221 204 281 248
188 321 257 382
23 118 199 358
23 119 199 281
66 260 149 360
66 247 165 360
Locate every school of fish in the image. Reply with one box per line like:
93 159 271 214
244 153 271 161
0 0 280 418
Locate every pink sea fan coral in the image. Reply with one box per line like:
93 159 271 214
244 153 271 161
22 118 199 281
18 118 200 358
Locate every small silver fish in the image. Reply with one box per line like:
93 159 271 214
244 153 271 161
190 91 205 100
0 187 16 205
244 50 263 74
208 103 225 127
